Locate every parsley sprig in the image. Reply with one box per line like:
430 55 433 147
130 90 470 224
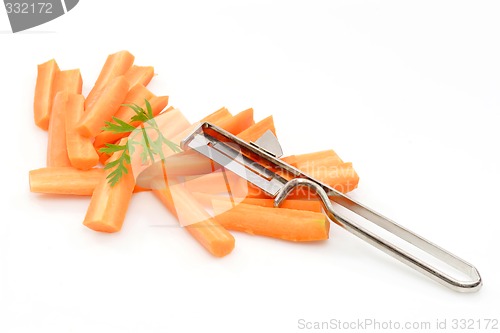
99 100 181 187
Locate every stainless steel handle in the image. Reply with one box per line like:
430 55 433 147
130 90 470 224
274 178 482 292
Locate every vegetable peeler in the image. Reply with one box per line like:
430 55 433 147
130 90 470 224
180 122 482 292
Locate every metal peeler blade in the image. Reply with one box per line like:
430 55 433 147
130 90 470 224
181 122 482 292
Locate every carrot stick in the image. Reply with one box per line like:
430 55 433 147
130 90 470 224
94 94 170 163
83 138 136 233
154 151 216 177
150 96 170 114
47 91 71 167
78 75 129 138
29 167 153 196
113 84 156 121
216 108 254 134
282 150 343 169
29 167 104 196
183 170 249 197
153 184 235 257
202 107 232 123
192 192 322 213
161 107 233 149
85 50 134 110
34 59 60 130
53 69 83 95
141 108 255 179
65 94 99 170
309 162 359 193
246 162 359 199
124 65 154 87
212 200 329 242
237 115 276 142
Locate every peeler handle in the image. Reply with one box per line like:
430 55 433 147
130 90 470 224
274 178 482 292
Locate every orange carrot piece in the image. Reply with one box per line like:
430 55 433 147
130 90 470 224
78 76 129 138
93 93 169 151
246 162 359 199
183 170 249 197
29 167 152 196
83 138 136 233
216 108 255 135
151 96 170 114
283 150 344 171
113 84 156 121
165 107 233 148
241 197 321 212
124 65 154 87
47 91 71 167
153 185 235 257
29 167 104 196
146 110 261 184
191 192 322 213
65 94 99 170
280 155 297 166
135 151 218 187
237 115 276 142
129 109 192 184
310 162 359 193
34 59 60 130
85 50 134 110
133 109 234 184
97 102 175 166
212 200 329 242
53 69 83 95
202 107 232 123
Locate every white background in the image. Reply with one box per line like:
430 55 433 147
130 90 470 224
1 1 499 332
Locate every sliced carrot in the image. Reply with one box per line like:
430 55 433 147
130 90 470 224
138 107 238 183
156 108 255 176
191 192 322 213
29 167 104 196
212 200 329 242
153 184 235 257
129 109 192 187
243 197 321 212
280 155 297 166
94 94 170 163
97 101 172 166
47 91 71 167
165 107 233 148
246 162 359 199
202 107 232 123
29 167 154 196
183 170 249 197
151 96 170 114
216 108 254 135
78 75 129 138
93 83 156 151
65 94 99 170
147 110 263 186
83 138 136 233
53 69 82 95
85 50 134 110
113 84 156 121
282 150 343 169
34 59 60 130
309 162 359 193
124 65 154 87
237 115 276 142
132 185 152 193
